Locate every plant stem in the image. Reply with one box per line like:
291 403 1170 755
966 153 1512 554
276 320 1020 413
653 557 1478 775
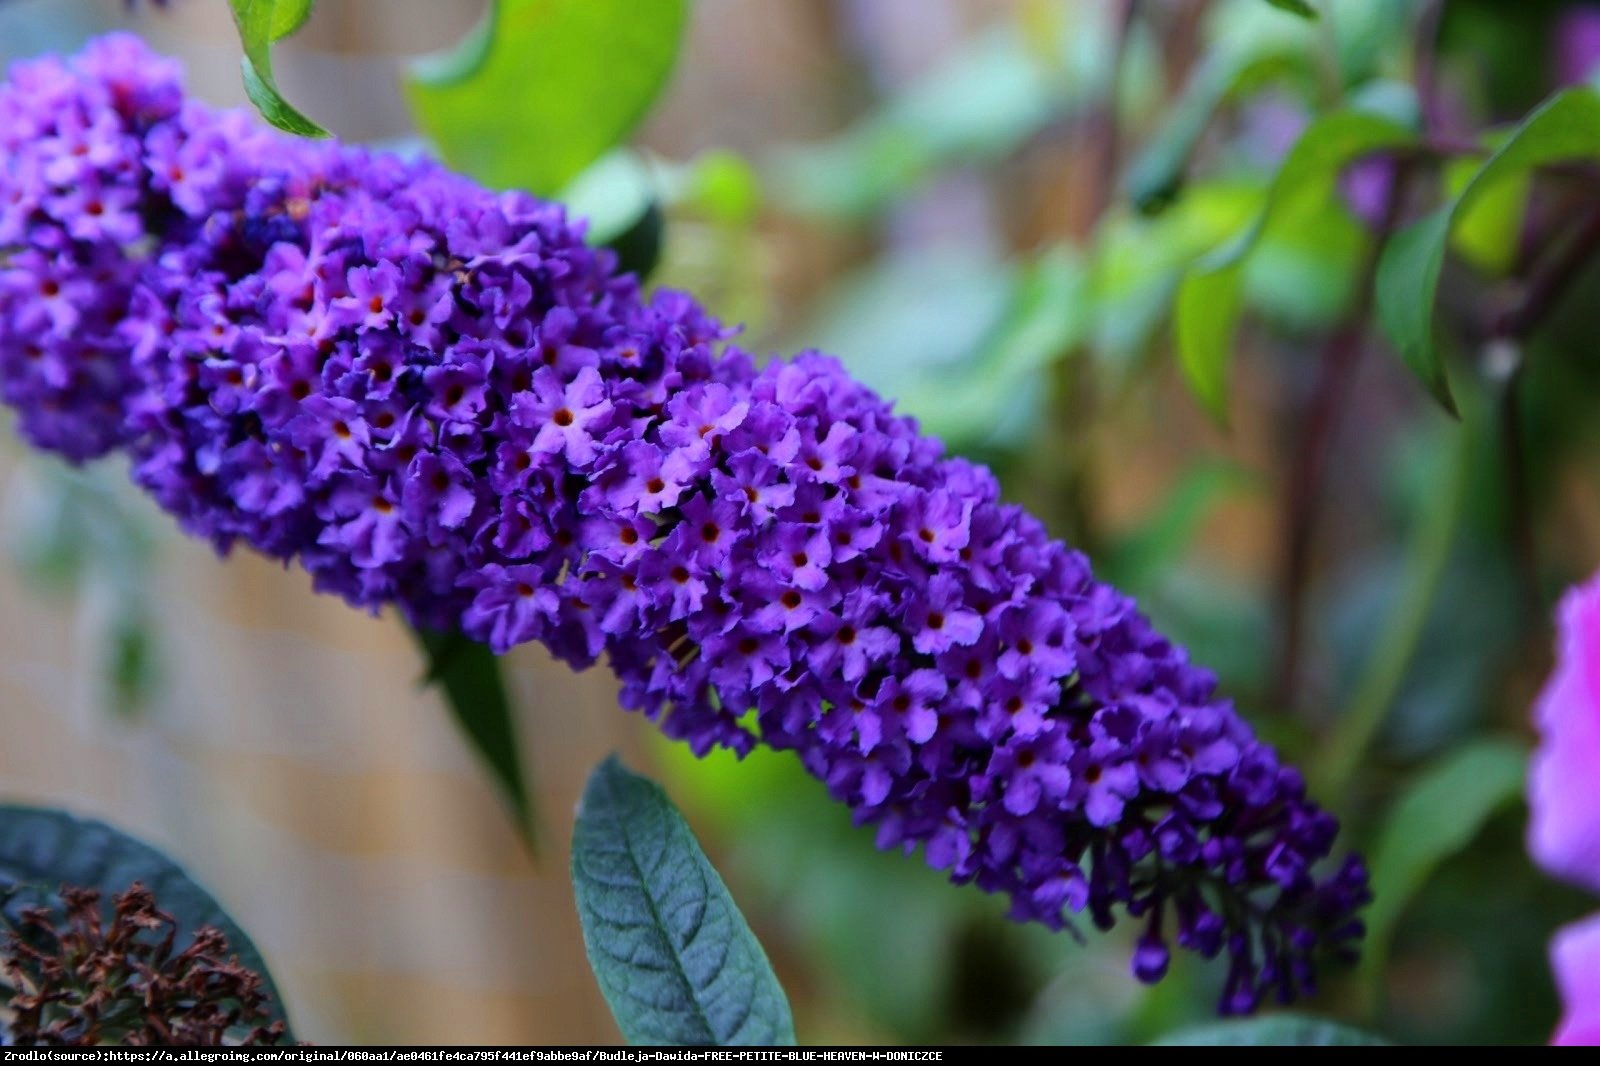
1271 0 1447 710
1270 176 1408 710
1314 424 1471 797
1487 200 1600 615
1094 0 1140 221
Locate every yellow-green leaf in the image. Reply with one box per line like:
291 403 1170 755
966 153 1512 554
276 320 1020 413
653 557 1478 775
407 0 689 197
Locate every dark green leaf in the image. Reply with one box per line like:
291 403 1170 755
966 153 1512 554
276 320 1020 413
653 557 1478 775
409 625 535 850
1173 109 1414 421
1264 0 1319 19
1359 738 1527 992
226 0 327 137
571 757 796 1047
105 603 159 719
1375 88 1600 413
406 0 689 197
0 805 290 1033
1152 1016 1390 1045
604 202 665 282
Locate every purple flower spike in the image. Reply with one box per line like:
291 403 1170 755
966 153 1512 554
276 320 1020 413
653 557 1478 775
0 35 1369 1012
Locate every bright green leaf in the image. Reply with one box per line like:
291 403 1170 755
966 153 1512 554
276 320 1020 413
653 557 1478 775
1376 88 1600 413
0 805 291 1034
1090 180 1260 367
571 757 796 1047
1175 263 1245 424
1172 109 1415 421
1359 738 1528 994
409 625 536 850
407 0 689 197
1445 147 1528 277
268 0 315 39
683 151 761 226
1152 1016 1389 1046
227 0 327 137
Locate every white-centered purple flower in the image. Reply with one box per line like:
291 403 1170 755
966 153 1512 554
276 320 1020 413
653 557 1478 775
0 35 1369 1013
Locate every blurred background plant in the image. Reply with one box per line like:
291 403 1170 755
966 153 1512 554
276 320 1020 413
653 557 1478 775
2 0 1600 1046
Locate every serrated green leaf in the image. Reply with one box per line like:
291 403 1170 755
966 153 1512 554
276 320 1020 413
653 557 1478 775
1152 1016 1389 1045
1172 109 1415 421
406 0 688 197
1264 0 1319 19
409 625 536 850
227 1 327 137
1359 738 1528 994
571 757 796 1047
0 805 291 1034
1375 88 1600 413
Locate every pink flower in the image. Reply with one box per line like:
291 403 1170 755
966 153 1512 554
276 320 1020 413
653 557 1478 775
1530 576 1600 890
1529 572 1600 1045
1554 914 1600 1046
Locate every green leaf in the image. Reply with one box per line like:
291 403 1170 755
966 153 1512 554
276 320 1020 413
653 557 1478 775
1375 88 1600 413
1172 109 1415 421
1359 738 1528 994
0 805 291 1033
561 150 656 248
571 757 796 1047
1152 1016 1389 1045
1315 421 1472 794
409 625 536 850
226 0 327 137
406 0 689 197
1264 0 1319 18
1445 153 1528 277
1174 263 1245 424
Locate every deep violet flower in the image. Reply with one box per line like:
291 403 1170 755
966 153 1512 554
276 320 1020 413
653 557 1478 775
0 35 1368 1012
1529 571 1600 1045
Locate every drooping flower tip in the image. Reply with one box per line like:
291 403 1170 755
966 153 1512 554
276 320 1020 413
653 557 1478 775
0 34 1368 1011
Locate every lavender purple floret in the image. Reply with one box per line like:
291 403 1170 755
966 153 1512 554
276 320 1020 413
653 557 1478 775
0 35 1368 1011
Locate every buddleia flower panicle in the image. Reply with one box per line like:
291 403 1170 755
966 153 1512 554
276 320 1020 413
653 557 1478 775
0 35 1369 1012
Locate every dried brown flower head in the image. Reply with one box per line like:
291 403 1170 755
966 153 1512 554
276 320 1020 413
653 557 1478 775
1 882 287 1046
